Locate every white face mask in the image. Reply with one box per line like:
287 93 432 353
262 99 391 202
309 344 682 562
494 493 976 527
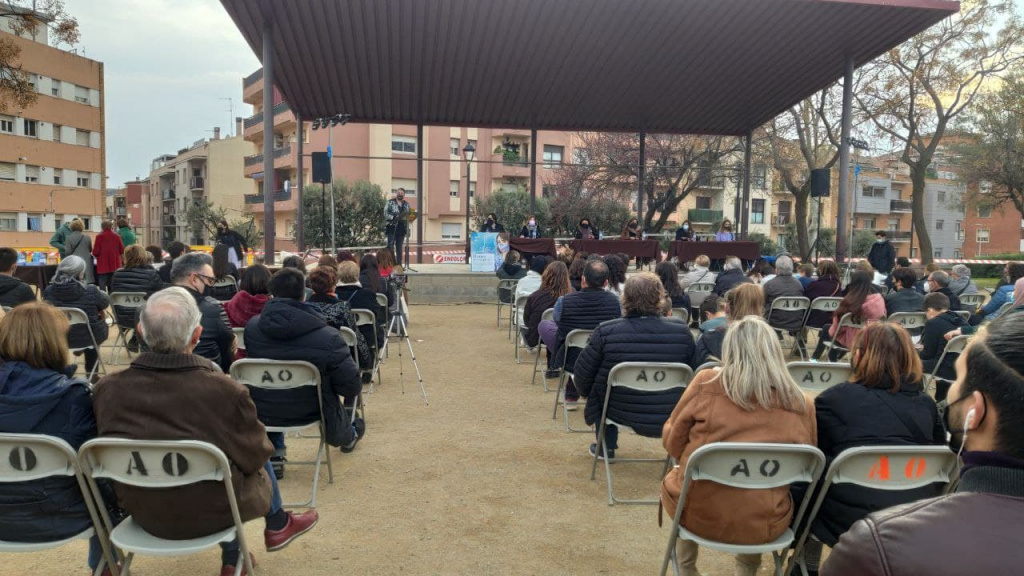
876 238 884 243
683 224 689 230
528 220 536 227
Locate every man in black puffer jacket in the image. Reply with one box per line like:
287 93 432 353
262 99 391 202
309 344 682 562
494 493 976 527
573 273 696 459
713 256 752 296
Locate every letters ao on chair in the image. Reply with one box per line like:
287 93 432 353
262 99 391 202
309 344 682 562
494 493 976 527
79 438 256 576
230 359 332 508
551 329 593 433
591 362 693 506
766 297 810 359
959 293 987 309
496 279 518 328
686 282 715 317
887 311 927 337
787 362 851 395
58 306 106 380
0 434 120 576
109 291 146 365
352 308 382 392
660 442 826 576
786 446 957 576
532 308 555 389
212 276 237 301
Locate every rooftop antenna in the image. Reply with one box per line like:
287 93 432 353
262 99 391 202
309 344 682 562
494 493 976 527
220 97 234 136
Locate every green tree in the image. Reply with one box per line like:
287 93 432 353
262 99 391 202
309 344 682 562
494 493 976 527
546 185 634 237
0 1 79 113
851 229 878 259
472 185 550 233
748 232 780 257
300 180 387 249
183 200 261 248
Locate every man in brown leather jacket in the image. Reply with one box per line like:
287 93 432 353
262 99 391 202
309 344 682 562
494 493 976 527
823 315 1024 575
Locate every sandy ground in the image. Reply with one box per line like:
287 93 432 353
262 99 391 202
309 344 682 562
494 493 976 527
12 304 792 576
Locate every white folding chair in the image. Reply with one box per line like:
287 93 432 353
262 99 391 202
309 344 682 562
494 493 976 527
108 292 146 365
352 308 382 392
0 305 11 313
375 293 392 356
887 311 927 334
338 327 366 422
786 446 957 576
496 279 518 328
531 308 555 388
959 293 987 310
660 443 826 576
58 307 106 380
213 276 237 301
0 433 120 576
954 310 972 324
230 359 332 508
800 296 841 341
787 362 851 395
79 438 257 576
686 282 715 320
821 313 866 361
513 294 532 363
766 297 811 359
551 329 593 433
231 327 245 351
693 361 721 374
994 301 1014 319
927 334 971 398
590 362 693 505
671 307 691 325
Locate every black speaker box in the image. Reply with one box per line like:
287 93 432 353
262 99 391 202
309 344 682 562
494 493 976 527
312 152 331 184
810 168 830 198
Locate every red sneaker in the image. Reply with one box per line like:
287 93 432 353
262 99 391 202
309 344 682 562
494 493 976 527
265 510 319 552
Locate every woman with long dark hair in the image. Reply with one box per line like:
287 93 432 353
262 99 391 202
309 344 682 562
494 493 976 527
811 270 885 361
655 261 690 310
604 254 627 295
523 261 572 348
359 254 385 295
210 244 239 300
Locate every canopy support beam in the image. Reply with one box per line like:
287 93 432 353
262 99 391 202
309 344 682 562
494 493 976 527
836 54 854 264
261 20 276 264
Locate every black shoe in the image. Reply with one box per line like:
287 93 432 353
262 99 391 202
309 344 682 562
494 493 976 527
341 422 363 453
361 371 373 384
544 369 560 379
270 456 286 479
126 334 140 353
352 417 366 439
589 443 615 460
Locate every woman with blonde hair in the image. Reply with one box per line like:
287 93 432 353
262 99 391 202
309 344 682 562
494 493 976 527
523 261 572 349
693 282 764 366
661 315 816 576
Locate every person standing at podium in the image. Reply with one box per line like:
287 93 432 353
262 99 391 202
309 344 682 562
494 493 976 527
716 219 735 242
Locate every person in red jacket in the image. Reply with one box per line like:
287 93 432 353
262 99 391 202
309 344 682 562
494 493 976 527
91 220 124 292
224 264 272 360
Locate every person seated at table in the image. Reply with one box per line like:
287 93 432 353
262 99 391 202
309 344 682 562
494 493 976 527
42 256 110 378
523 261 572 350
574 273 696 460
480 212 505 233
919 293 967 400
675 220 694 241
0 247 37 307
811 271 885 362
496 250 527 303
716 219 735 242
158 240 189 284
519 214 542 238
656 261 690 310
575 218 599 240
621 218 641 239
885 267 925 315
662 315 814 576
694 283 763 366
804 259 842 329
604 254 627 295
678 254 716 290
712 256 751 296
793 321 944 576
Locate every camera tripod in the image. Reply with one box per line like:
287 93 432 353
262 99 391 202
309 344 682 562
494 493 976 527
379 283 427 404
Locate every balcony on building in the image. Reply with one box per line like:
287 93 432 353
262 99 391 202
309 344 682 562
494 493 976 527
244 188 292 205
888 230 913 242
688 209 723 224
244 143 294 177
190 176 205 191
243 102 294 140
162 187 175 201
774 213 791 226
890 199 912 213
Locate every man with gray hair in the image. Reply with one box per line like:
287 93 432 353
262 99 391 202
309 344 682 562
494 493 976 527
926 270 962 312
949 264 979 297
93 288 319 575
763 254 806 335
713 255 752 296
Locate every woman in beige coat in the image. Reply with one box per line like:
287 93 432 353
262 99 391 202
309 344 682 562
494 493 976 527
661 315 817 576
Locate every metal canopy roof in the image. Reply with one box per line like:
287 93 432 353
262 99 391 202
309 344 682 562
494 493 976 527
221 0 958 136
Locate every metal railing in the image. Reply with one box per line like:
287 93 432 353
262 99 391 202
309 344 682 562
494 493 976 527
688 209 723 223
244 144 293 167
162 189 175 201
244 189 292 204
243 102 291 129
190 176 204 190
888 230 913 241
774 213 791 226
890 199 913 212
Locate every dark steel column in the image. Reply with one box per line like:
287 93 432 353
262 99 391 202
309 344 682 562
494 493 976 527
638 132 646 225
295 113 304 252
836 55 854 264
417 124 424 265
529 128 538 213
261 22 275 264
740 131 752 239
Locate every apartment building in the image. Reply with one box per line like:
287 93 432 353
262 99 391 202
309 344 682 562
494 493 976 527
960 179 1024 258
242 68 572 252
0 11 105 247
143 127 253 246
106 180 146 236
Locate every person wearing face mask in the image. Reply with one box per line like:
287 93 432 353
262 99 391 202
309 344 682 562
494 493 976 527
790 322 945 576
716 219 735 242
822 315 1024 576
675 220 694 241
866 230 895 279
385 188 411 265
518 214 541 238
575 218 599 240
480 212 505 234
621 218 641 239
215 219 248 268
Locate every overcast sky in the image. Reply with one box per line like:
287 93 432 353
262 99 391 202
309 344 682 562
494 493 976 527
69 0 259 186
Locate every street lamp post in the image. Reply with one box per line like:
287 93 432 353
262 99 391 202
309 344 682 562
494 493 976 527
463 141 476 265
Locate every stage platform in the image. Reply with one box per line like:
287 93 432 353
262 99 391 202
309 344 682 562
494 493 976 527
403 264 502 305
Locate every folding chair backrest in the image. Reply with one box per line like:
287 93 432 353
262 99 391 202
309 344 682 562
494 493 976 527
671 308 690 324
769 297 810 315
230 359 320 392
375 293 388 310
514 294 530 311
352 309 376 328
564 329 592 352
80 438 229 489
943 334 971 355
232 327 245 350
954 310 971 323
959 293 987 309
823 445 957 491
809 297 842 314
608 362 694 394
836 312 864 331
888 312 928 331
0 433 80 483
497 279 518 292
0 305 10 313
686 282 715 308
213 276 236 288
682 442 825 494
109 292 146 309
996 301 1013 318
787 362 851 394
59 306 90 326
694 361 721 374
541 308 554 322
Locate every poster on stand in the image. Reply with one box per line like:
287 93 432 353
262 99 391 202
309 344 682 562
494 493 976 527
470 232 507 272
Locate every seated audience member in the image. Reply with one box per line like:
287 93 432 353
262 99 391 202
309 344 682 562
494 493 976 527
523 261 571 350
696 293 727 334
757 258 777 284
317 254 339 273
514 256 549 322
574 273 696 459
811 271 885 362
693 283 764 366
157 252 236 372
603 254 627 295
225 264 272 329
655 261 690 310
0 247 36 307
0 303 114 574
245 268 364 460
885 266 925 315
92 288 318 574
977 262 1024 321
306 266 372 369
958 277 1024 340
746 265 764 285
283 254 313 301
111 244 163 295
211 244 240 301
568 256 586 292
822 316 1024 576
925 270 961 312
713 256 751 296
337 261 385 351
538 259 621 398
919 293 968 399
144 245 164 268
763 255 805 334
376 248 396 277
157 241 188 284
43 256 109 378
662 316 815 576
678 255 716 291
804 260 842 329
798 263 816 290
914 262 940 294
496 250 527 304
795 322 945 575
949 264 978 297
884 257 912 291
335 250 357 265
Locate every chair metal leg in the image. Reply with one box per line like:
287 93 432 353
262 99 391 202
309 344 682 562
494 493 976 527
531 345 543 386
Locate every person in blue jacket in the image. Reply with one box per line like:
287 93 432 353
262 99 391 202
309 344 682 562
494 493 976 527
977 262 1024 322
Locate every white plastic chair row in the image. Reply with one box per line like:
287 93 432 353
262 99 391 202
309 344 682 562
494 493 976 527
496 279 518 328
59 306 107 380
108 292 146 365
551 329 593 433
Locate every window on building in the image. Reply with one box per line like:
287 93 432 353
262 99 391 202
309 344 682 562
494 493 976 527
79 217 91 230
391 135 417 154
0 162 14 181
469 182 476 197
937 190 946 203
954 250 962 259
23 119 37 138
26 214 42 231
77 175 90 187
450 180 459 197
76 129 89 146
28 75 37 92
935 219 944 230
861 185 885 198
51 79 61 97
887 218 900 231
979 181 993 194
25 165 39 183
862 217 876 229
0 213 15 231
53 174 61 185
74 85 89 104
696 196 712 210
543 145 564 169
0 115 13 134
52 124 62 141
450 138 460 156
441 222 462 240
750 199 765 224
977 228 990 243
390 178 417 196
752 164 768 189
934 249 943 258
978 205 992 218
